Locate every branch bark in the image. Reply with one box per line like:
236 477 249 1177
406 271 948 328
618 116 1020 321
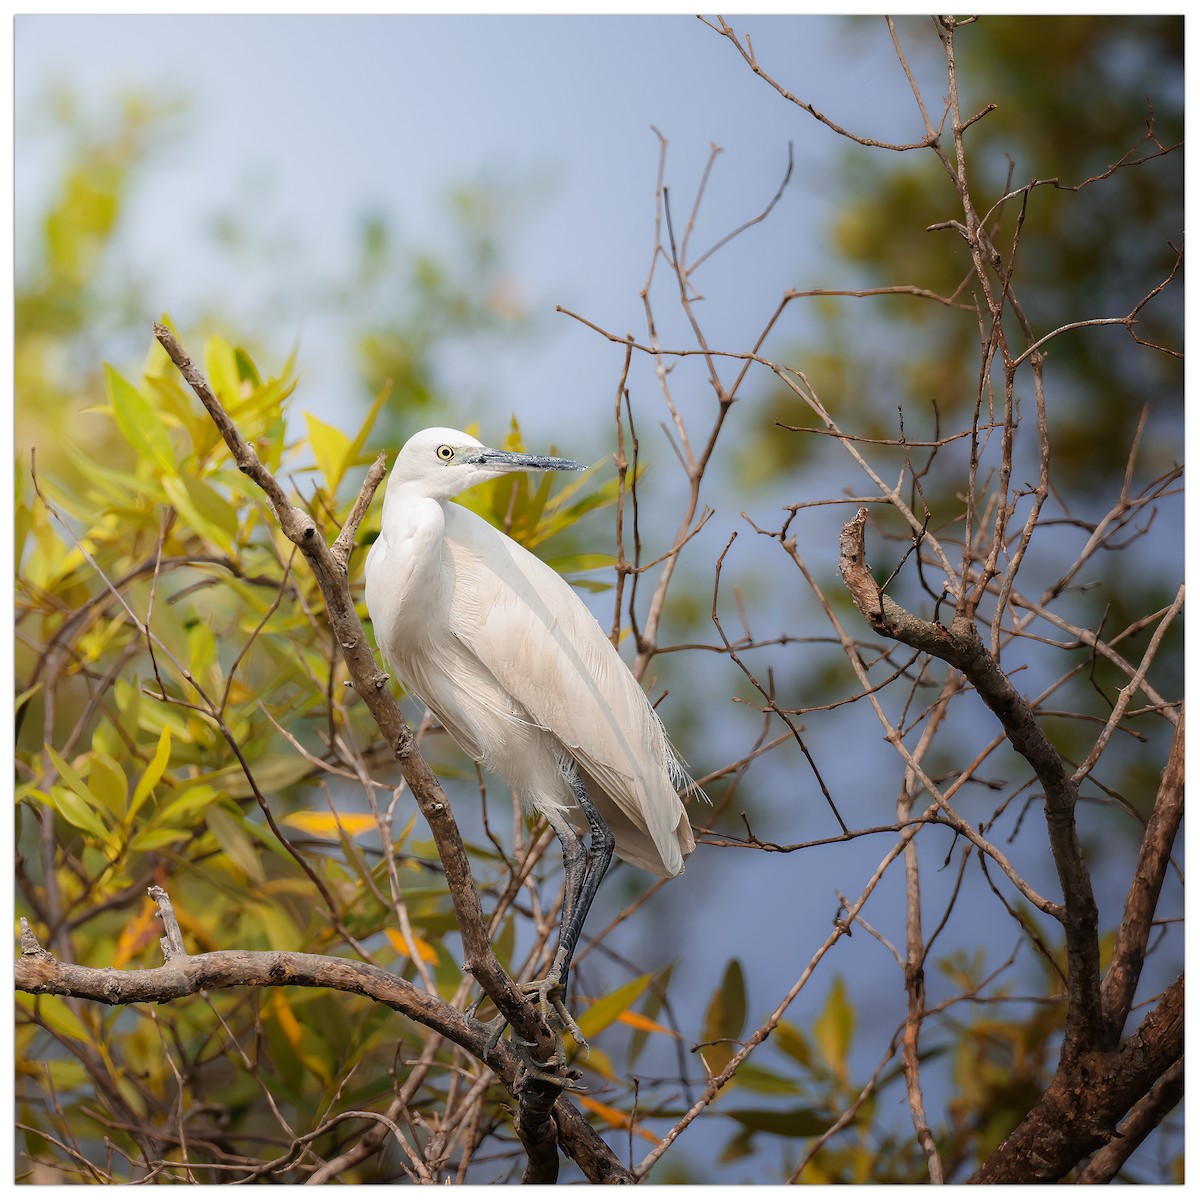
1101 708 1185 1043
970 975 1183 1183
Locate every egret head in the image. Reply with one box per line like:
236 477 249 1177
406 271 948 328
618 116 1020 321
389 427 585 500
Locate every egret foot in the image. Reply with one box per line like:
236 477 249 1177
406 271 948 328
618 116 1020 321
469 959 589 1087
516 967 588 1055
511 1036 586 1093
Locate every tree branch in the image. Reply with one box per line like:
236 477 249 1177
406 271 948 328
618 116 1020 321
969 974 1183 1183
1073 1057 1184 1184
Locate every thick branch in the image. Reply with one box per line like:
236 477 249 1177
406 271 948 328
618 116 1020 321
1073 1057 1184 1184
970 974 1183 1183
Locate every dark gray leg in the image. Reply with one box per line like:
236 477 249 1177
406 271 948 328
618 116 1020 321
541 806 584 987
552 777 615 991
476 777 615 1089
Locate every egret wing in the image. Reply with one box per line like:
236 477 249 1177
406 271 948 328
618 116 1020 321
443 506 689 873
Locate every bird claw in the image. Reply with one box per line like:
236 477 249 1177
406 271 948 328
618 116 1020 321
516 973 589 1057
511 1037 586 1093
470 968 589 1091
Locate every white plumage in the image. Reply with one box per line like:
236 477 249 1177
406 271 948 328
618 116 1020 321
363 427 696 880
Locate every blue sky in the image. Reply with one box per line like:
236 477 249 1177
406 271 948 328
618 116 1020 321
13 12 930 443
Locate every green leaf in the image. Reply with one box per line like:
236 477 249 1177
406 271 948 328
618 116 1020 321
127 826 190 853
199 754 313 800
19 994 94 1044
305 411 353 494
38 785 110 841
728 1062 803 1096
575 973 653 1040
86 751 129 817
546 552 616 575
104 363 176 476
155 783 220 827
44 745 109 830
206 806 266 883
234 345 262 388
161 472 239 555
129 726 172 821
701 958 748 1076
62 439 148 506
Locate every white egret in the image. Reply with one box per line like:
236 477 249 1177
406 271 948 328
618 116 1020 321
363 428 696 1048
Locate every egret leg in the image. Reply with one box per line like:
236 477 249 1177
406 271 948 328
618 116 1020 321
469 808 585 1071
518 779 615 1043
471 780 615 1087
552 777 616 993
520 804 592 1044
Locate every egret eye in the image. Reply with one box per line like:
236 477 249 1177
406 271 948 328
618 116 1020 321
436 444 455 461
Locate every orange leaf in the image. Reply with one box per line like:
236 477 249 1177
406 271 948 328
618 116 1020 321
618 1010 679 1037
578 1096 659 1144
111 897 162 969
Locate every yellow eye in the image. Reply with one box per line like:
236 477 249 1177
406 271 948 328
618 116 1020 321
436 444 455 461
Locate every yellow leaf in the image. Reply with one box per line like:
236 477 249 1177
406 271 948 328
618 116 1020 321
345 378 392 466
575 972 652 1040
701 958 747 1075
304 411 352 494
281 810 377 839
384 928 441 964
203 335 243 407
129 726 172 821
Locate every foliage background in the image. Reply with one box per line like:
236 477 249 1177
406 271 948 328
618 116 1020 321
13 13 1183 1184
